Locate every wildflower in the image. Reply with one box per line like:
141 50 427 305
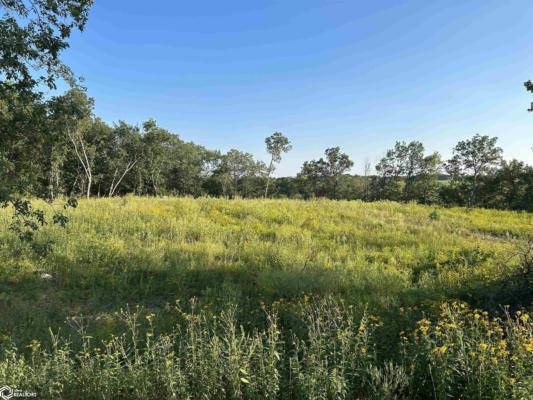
520 314 529 322
433 345 447 355
490 357 498 365
510 378 516 384
479 343 488 350
361 347 366 354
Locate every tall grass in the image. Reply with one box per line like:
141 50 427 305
0 197 531 398
0 299 531 399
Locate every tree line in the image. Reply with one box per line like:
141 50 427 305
1 86 532 211
1 1 532 215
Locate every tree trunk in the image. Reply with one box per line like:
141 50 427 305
68 128 92 199
470 175 477 207
264 157 274 198
86 174 92 199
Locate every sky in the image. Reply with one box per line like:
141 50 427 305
60 0 533 176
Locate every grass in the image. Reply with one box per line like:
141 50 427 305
0 196 532 399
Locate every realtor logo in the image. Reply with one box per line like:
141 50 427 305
0 386 36 399
0 387 12 400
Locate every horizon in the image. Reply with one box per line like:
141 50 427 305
57 0 533 176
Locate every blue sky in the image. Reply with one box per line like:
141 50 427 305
61 0 533 176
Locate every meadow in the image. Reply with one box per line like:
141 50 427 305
0 197 532 399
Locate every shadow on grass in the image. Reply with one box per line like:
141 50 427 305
0 245 531 352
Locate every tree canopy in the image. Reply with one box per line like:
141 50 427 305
1 0 93 99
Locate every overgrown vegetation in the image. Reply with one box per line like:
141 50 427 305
0 197 531 398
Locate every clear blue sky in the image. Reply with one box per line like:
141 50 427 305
60 0 533 176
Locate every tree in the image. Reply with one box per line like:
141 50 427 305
213 149 265 198
107 122 142 197
321 147 354 199
264 132 292 198
0 0 93 99
375 141 420 201
484 160 533 211
0 0 91 245
49 88 95 198
165 140 214 197
298 160 324 198
141 120 174 196
445 134 502 206
417 152 442 204
0 88 52 197
401 141 425 200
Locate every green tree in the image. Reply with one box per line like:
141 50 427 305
264 132 292 198
445 134 502 206
321 147 354 199
0 0 91 243
141 120 174 196
49 88 95 198
0 0 93 99
375 141 417 201
165 140 214 197
211 149 265 198
298 160 325 198
0 88 52 196
106 122 143 197
416 152 442 204
484 160 533 211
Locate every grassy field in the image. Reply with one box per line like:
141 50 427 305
0 197 532 399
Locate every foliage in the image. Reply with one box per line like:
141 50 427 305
297 147 354 199
525 80 533 112
264 132 292 198
0 0 93 99
445 135 503 206
375 141 442 203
